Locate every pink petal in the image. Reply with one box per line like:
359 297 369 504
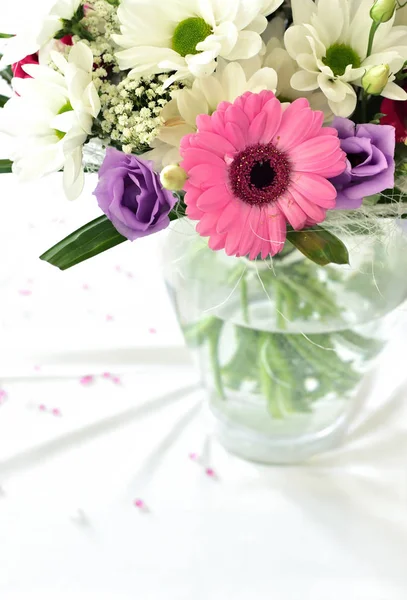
290 187 327 222
277 192 308 230
225 122 247 151
275 107 314 152
196 113 214 133
225 203 251 256
268 212 287 255
292 173 337 207
243 93 264 122
259 97 283 144
196 185 232 211
239 207 262 258
208 232 227 251
319 127 339 137
305 111 324 140
290 136 345 177
210 110 227 137
197 211 222 236
188 165 226 189
180 134 195 154
224 105 250 136
194 132 237 156
247 111 267 146
181 148 225 171
216 201 241 234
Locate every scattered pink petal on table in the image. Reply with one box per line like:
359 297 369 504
111 376 122 385
39 404 47 412
189 452 199 462
52 408 62 417
80 375 94 386
106 315 114 322
82 284 90 291
205 468 217 479
102 372 112 379
18 289 32 296
115 265 122 273
133 499 148 511
33 365 41 372
127 272 134 279
148 327 157 334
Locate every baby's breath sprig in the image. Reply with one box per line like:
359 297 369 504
95 75 182 155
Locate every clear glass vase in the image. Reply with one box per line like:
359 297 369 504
163 219 407 464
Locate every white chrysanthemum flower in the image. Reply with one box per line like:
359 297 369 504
113 0 284 86
245 16 333 119
0 0 82 67
143 59 279 170
285 0 407 117
0 43 100 200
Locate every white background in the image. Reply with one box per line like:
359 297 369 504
0 3 407 599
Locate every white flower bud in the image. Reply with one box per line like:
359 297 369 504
370 0 397 23
160 165 188 191
362 64 390 95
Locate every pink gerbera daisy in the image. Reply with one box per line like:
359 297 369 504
180 91 347 260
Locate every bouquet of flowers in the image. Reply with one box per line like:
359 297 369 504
1 0 407 267
1 0 407 457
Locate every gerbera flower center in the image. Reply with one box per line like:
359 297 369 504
322 43 361 77
250 161 276 189
229 143 291 207
172 17 212 57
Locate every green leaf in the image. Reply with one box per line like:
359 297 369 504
0 33 13 38
0 67 12 85
40 216 127 270
0 159 12 173
0 94 9 108
286 226 349 267
40 200 186 270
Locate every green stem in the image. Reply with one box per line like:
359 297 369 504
361 91 368 123
208 328 225 400
367 21 380 58
240 274 249 325
259 336 284 419
275 282 286 330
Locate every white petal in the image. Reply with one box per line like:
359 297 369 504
247 67 278 94
284 26 312 59
317 73 348 102
196 75 225 112
233 0 265 30
177 89 209 126
63 147 84 200
220 61 247 101
261 0 284 17
290 70 319 91
197 22 238 57
381 81 407 101
69 42 94 73
186 51 218 78
50 111 76 133
224 30 262 60
291 0 316 24
245 15 268 35
328 89 357 118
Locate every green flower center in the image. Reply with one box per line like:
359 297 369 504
322 44 361 77
172 17 212 57
54 101 73 140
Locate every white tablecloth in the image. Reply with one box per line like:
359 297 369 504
0 175 406 600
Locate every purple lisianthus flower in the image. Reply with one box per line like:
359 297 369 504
330 117 396 210
94 148 176 240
